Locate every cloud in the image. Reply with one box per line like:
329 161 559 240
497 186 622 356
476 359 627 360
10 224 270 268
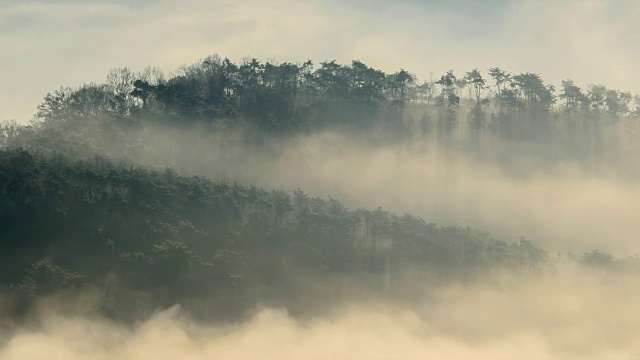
237 135 640 254
0 3 128 18
3 271 640 359
102 125 636 256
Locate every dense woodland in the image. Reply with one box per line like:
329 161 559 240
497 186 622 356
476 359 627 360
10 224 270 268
1 55 639 319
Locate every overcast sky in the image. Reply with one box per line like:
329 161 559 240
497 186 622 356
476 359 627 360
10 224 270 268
2 0 639 122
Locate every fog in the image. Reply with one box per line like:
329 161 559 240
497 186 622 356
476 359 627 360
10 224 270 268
2 268 640 360
128 128 640 255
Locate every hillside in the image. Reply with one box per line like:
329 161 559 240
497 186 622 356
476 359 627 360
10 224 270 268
0 148 559 319
2 55 639 320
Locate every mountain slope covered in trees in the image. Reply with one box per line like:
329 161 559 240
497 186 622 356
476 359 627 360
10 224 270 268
0 148 559 318
1 54 639 320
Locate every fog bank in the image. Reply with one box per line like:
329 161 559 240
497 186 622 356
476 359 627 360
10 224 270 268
137 130 640 255
2 271 640 359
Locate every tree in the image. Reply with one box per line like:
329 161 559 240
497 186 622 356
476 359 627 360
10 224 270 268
393 69 414 104
511 73 554 111
35 87 74 124
35 83 117 129
488 67 511 98
106 67 137 117
582 249 614 268
350 60 385 104
137 66 165 86
314 60 349 104
605 89 622 118
588 85 607 112
435 70 459 109
415 81 432 104
618 91 633 118
464 69 486 103
455 77 469 99
559 79 585 111
271 189 293 226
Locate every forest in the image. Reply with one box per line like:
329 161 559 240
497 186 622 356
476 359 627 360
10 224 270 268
1 55 639 321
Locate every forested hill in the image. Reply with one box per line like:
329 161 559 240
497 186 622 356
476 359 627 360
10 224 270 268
0 148 552 316
0 148 635 319
1 54 640 319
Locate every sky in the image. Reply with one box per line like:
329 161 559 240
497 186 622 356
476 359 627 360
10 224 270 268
1 0 640 122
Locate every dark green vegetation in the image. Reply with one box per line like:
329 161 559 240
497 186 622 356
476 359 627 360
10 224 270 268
1 55 639 319
0 149 552 317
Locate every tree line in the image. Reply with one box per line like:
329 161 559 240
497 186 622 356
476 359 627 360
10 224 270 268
15 54 639 175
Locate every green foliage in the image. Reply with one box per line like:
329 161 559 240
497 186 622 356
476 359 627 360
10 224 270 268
0 149 553 304
17 260 86 295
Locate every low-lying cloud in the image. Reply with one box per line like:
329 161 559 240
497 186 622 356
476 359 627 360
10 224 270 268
134 129 640 255
2 270 640 359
